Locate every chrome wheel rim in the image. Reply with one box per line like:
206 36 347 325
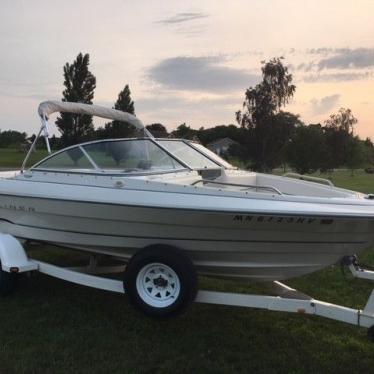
136 263 181 308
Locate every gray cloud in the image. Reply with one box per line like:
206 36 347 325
156 12 209 25
297 62 315 72
304 71 373 82
318 48 374 70
306 48 350 56
148 56 259 92
310 94 340 115
296 48 374 77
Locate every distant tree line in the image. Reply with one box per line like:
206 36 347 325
0 130 27 148
1 53 373 174
165 116 374 174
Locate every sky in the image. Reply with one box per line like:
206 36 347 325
0 0 373 138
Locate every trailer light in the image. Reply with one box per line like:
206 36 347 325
10 267 19 273
297 308 306 314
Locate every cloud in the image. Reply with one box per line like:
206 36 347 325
317 48 374 70
156 12 210 37
306 48 350 56
156 12 209 25
304 71 373 82
297 62 315 72
310 94 340 115
148 56 259 92
296 48 374 78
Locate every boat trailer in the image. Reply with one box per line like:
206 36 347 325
1 233 374 340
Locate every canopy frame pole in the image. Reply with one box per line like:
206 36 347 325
21 125 43 173
41 117 51 155
21 116 51 172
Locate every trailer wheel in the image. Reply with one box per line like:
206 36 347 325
0 261 17 296
124 245 198 317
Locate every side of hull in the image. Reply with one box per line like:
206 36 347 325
1 195 374 281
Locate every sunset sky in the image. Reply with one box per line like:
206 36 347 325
0 0 373 138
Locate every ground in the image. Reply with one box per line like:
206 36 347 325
0 148 47 168
0 151 374 372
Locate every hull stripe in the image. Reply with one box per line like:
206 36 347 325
0 220 366 245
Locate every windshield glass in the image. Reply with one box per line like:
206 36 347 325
33 147 94 170
34 140 185 173
158 140 221 169
190 142 235 169
84 140 184 172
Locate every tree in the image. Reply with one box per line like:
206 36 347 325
254 111 301 171
0 130 27 148
363 138 374 166
286 124 330 174
146 123 168 138
325 108 357 134
170 123 198 140
196 125 244 146
236 57 296 171
103 85 136 138
324 108 358 168
56 53 96 146
346 137 367 176
235 111 301 171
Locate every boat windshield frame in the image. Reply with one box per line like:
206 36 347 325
30 138 191 176
30 137 235 176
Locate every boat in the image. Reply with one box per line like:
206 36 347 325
0 101 374 315
0 100 374 316
0 101 374 328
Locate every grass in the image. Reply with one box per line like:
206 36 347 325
0 148 48 168
0 154 374 372
319 169 374 194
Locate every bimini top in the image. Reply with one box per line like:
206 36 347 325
21 100 153 171
38 100 146 133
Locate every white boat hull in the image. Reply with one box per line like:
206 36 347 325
1 191 373 281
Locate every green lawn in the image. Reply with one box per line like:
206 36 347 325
0 157 374 372
273 168 374 194
319 169 374 194
0 148 48 168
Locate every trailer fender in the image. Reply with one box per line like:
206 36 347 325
0 234 37 273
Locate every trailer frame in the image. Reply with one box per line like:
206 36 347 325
1 233 374 339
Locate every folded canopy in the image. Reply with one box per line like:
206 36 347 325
38 100 145 131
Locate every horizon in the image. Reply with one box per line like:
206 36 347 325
0 0 373 138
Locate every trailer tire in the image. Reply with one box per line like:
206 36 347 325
124 245 198 318
0 261 17 297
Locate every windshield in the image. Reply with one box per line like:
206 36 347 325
33 139 185 173
190 142 235 169
158 140 221 169
32 147 94 170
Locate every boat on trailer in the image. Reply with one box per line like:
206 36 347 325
1 100 374 338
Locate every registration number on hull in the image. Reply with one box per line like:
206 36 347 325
0 203 35 212
233 215 333 225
